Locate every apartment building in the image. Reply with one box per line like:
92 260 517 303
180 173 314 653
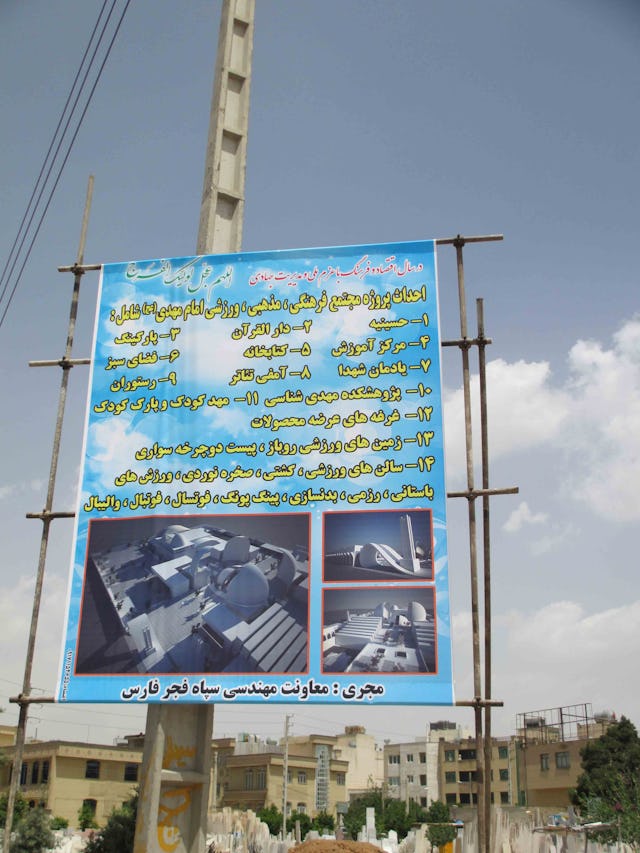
514 704 614 807
438 737 516 807
0 737 141 827
384 737 432 807
383 721 469 807
290 726 384 800
213 734 349 818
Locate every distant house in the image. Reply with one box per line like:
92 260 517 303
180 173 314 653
0 730 141 827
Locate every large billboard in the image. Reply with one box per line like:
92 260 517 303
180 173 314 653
57 240 453 705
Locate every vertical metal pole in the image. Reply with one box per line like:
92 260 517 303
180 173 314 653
134 3 254 851
3 176 94 852
477 298 493 850
453 236 485 853
281 714 291 839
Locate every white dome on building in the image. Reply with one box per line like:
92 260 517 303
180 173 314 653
158 525 188 545
226 564 269 611
409 601 427 622
169 532 192 550
223 535 251 565
164 525 188 535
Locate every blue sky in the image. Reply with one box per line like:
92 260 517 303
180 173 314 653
1 0 639 745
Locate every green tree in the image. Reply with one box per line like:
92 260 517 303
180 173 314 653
10 807 55 853
256 804 282 836
343 788 426 840
311 810 335 833
571 716 640 845
50 815 69 830
0 791 28 828
343 789 384 840
77 801 99 831
286 810 312 837
84 793 137 853
424 800 457 852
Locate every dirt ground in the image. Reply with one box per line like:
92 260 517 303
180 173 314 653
293 842 382 853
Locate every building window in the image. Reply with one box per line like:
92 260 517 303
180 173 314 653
459 749 476 761
446 793 457 805
388 777 400 787
297 803 306 814
388 754 400 764
444 750 455 762
500 791 509 804
420 774 427 786
256 769 266 789
445 771 456 784
20 764 27 785
82 799 97 819
244 770 254 790
31 762 39 785
540 753 549 771
420 797 427 807
407 775 414 783
336 773 345 786
498 746 508 760
459 793 471 805
297 771 306 784
41 761 49 783
287 770 292 783
406 753 414 763
85 760 100 780
555 751 570 769
499 769 509 781
419 752 426 763
124 763 138 782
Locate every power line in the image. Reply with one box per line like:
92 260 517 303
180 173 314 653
0 0 132 331
0 0 113 309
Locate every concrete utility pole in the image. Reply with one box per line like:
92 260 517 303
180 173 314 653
133 2 254 850
281 714 292 839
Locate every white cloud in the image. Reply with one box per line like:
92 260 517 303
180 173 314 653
0 573 68 696
497 600 640 720
88 416 152 470
444 358 570 481
0 478 46 503
529 522 577 556
503 501 549 533
444 316 640 522
561 319 640 521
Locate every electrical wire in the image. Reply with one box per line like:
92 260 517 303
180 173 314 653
0 0 133 331
0 0 113 309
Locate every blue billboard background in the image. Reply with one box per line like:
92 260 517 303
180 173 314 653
57 240 453 705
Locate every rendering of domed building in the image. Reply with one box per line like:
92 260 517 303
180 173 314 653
77 515 310 676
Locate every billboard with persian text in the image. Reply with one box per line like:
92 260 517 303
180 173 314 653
57 240 453 705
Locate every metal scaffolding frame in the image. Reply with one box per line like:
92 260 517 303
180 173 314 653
439 234 518 851
2 176 94 851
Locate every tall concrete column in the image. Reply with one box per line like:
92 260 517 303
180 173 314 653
134 3 254 850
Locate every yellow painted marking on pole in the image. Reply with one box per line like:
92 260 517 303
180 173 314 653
157 785 194 852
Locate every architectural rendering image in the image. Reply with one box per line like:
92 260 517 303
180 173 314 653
76 513 310 675
322 586 436 674
323 509 433 582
